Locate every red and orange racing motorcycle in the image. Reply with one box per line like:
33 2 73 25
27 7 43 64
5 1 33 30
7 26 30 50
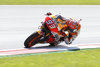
24 16 67 48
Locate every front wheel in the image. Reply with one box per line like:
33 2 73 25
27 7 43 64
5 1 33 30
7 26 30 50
24 32 42 48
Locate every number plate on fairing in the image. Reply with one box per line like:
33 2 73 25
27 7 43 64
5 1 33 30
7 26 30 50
45 17 59 32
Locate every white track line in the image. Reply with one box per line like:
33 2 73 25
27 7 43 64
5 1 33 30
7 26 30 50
0 43 100 56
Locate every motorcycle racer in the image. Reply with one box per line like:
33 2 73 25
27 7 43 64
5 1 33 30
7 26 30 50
24 12 81 48
45 12 81 45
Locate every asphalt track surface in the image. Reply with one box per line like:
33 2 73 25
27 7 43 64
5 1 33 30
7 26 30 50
0 5 100 50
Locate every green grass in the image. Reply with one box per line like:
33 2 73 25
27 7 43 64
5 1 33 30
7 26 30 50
0 0 100 5
0 49 100 67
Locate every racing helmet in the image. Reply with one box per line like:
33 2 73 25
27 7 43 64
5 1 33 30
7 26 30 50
68 20 80 33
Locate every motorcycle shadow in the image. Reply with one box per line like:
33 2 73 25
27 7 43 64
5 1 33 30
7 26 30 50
26 45 80 51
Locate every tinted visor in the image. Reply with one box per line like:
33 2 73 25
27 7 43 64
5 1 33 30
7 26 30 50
69 27 74 33
68 26 77 33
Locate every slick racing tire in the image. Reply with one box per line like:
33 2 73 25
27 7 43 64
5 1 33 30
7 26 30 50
24 32 42 48
49 42 58 47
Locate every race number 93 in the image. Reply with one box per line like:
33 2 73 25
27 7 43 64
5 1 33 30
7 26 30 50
46 20 56 29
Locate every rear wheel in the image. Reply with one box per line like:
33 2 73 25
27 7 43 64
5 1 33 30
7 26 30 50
49 42 58 47
24 32 42 48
